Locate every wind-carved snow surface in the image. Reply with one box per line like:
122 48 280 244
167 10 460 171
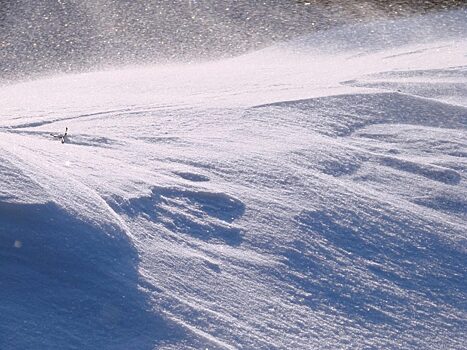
1 10 466 350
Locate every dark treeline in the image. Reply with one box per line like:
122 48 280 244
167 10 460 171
0 0 465 82
297 1 465 14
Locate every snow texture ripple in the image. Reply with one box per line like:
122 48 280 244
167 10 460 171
0 9 466 350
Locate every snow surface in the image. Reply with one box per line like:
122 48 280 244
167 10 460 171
1 9 466 350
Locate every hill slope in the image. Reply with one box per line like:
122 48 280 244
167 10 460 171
0 9 466 350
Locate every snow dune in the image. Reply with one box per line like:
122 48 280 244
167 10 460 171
1 9 466 350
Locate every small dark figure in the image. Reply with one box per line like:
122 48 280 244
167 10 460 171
51 127 68 143
61 127 68 144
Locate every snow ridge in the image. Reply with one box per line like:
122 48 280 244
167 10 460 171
0 9 466 350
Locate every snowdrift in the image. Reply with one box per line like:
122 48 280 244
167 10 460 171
0 9 466 350
0 153 187 349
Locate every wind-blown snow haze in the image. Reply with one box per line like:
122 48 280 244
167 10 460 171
1 0 465 80
0 1 466 349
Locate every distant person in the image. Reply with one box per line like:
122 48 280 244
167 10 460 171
51 127 68 144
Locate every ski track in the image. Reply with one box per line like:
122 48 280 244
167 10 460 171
1 10 467 350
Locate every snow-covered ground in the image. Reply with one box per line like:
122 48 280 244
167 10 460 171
1 9 466 350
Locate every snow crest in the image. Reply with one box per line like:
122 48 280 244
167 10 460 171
1 9 466 350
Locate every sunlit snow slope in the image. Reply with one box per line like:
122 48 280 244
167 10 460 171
1 10 466 350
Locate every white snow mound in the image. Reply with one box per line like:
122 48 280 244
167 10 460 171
0 9 466 350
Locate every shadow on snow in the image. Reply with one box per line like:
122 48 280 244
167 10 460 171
279 208 466 328
116 187 245 246
0 200 187 350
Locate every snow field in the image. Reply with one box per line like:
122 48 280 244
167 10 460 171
0 9 466 350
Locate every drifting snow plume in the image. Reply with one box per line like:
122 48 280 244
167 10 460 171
0 0 465 81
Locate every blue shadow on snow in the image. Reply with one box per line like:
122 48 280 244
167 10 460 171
0 200 186 350
278 209 466 328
